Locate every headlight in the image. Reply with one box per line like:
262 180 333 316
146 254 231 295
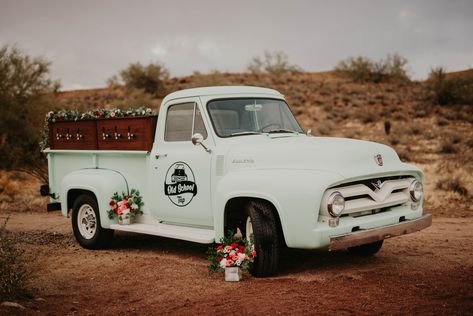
327 191 345 217
409 180 423 202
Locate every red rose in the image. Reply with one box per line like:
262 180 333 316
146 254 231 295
216 256 222 262
109 200 116 206
238 245 245 252
230 243 238 249
216 245 223 251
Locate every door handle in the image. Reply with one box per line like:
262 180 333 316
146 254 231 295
155 153 168 159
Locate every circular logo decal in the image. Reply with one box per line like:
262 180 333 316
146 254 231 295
164 162 197 207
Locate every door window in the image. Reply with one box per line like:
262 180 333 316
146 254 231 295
164 102 207 141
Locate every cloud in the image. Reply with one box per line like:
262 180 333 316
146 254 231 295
151 44 167 58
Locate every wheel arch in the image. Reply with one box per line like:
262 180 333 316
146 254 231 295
222 196 287 247
60 169 128 228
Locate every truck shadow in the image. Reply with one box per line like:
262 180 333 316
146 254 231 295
277 247 386 276
110 231 389 275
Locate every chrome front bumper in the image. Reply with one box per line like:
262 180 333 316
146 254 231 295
329 213 432 251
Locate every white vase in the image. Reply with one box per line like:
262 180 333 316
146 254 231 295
225 267 242 282
118 216 131 225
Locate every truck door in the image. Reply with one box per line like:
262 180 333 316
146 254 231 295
150 98 214 227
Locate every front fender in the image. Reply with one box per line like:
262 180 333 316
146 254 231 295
60 168 129 228
214 169 343 247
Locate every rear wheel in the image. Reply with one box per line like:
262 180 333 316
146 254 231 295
348 240 384 256
72 194 113 249
245 201 280 277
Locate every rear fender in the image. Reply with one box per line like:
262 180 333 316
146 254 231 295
60 169 128 228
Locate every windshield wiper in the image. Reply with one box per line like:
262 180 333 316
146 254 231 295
229 131 262 136
266 128 299 134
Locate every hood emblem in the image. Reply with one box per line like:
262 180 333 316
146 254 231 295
374 154 383 166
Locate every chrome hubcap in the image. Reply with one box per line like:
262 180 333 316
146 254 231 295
245 216 255 250
77 204 97 239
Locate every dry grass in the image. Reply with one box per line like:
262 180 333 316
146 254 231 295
0 171 47 212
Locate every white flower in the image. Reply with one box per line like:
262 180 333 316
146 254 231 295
146 108 152 113
235 260 241 266
237 253 246 262
110 112 116 118
219 258 227 268
131 203 139 210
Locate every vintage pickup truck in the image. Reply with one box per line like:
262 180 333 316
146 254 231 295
42 86 431 276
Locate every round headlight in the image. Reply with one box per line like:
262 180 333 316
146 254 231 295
409 180 423 202
327 191 345 217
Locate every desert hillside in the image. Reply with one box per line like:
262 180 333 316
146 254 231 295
49 71 473 218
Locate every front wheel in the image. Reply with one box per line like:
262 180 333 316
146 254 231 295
245 201 280 277
347 240 384 256
71 194 113 249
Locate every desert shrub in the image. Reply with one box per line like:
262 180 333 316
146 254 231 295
111 61 169 97
0 45 60 181
436 177 469 197
188 70 233 87
0 217 31 298
335 54 410 83
426 67 473 105
247 50 302 74
438 141 457 154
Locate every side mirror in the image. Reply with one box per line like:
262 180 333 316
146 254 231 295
191 133 204 145
191 133 211 153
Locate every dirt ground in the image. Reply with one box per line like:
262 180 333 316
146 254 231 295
0 211 472 315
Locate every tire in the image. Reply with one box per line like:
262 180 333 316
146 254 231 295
71 194 114 249
245 200 280 277
347 240 384 256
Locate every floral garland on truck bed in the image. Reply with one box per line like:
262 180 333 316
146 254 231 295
40 106 157 150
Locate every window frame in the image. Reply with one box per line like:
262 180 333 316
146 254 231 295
205 97 303 138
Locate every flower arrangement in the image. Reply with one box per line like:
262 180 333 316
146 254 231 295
40 106 157 150
207 232 256 275
107 189 144 222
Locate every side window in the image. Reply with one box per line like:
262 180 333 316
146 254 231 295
164 102 208 142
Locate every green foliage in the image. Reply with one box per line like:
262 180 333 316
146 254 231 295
426 67 473 105
114 62 170 97
0 45 60 181
0 217 31 298
247 50 303 74
336 53 410 83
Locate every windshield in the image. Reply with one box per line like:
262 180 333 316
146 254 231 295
207 98 303 137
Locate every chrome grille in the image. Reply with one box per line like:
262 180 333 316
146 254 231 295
321 177 414 217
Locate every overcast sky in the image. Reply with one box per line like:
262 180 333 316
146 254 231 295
1 0 472 90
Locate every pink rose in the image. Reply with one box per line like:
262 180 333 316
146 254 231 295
146 108 152 113
110 112 116 118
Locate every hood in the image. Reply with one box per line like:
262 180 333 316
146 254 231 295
225 135 416 179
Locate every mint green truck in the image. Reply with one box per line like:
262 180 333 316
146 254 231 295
42 86 432 276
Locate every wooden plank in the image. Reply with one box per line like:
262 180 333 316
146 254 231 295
97 116 157 151
50 120 98 150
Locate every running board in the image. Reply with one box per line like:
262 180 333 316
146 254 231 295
109 223 215 244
